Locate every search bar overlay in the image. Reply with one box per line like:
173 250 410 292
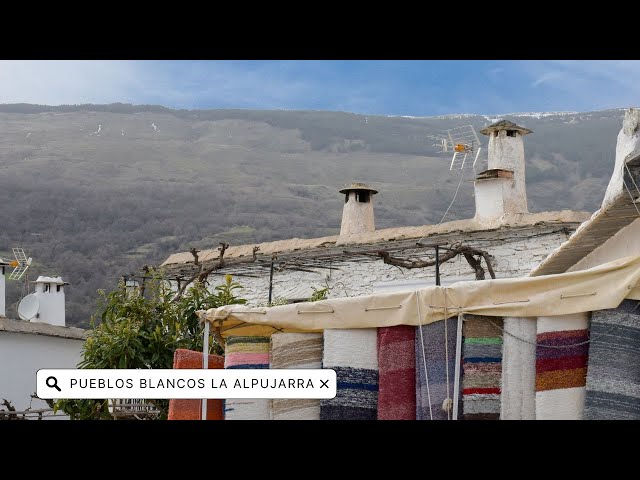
37 369 336 399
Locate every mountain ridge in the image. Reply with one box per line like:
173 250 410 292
0 103 625 326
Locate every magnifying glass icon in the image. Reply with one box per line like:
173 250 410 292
46 376 61 392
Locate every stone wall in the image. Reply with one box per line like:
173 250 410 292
206 230 570 306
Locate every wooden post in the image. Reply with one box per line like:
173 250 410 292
435 245 441 286
268 259 274 304
201 321 210 421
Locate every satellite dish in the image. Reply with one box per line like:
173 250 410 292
18 294 39 321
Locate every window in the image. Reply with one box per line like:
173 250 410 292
345 193 349 203
506 130 517 137
56 285 61 292
44 284 50 293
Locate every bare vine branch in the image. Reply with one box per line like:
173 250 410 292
377 246 460 268
376 243 496 281
481 252 496 279
463 252 485 280
171 244 260 301
190 247 200 266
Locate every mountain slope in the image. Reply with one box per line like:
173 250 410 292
0 104 625 326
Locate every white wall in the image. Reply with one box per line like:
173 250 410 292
0 332 83 415
474 178 508 220
209 231 570 306
33 283 66 326
569 218 640 272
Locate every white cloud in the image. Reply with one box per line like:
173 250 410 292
0 60 147 105
0 60 402 114
2 60 638 116
531 71 564 88
520 60 640 110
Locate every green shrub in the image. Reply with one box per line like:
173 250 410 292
54 272 245 420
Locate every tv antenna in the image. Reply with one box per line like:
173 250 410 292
426 125 484 171
9 248 32 280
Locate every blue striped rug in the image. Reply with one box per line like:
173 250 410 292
320 328 378 420
584 300 640 420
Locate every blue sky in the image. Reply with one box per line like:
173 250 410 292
0 60 638 116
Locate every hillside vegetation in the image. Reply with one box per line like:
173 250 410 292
0 104 624 326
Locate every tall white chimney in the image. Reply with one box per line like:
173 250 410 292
474 120 531 221
31 276 68 326
339 182 378 237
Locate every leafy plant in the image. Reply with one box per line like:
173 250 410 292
267 297 290 307
54 271 246 420
309 285 330 302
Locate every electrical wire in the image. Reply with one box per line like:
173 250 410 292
482 302 639 348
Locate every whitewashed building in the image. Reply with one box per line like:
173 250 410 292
161 120 590 301
0 270 85 418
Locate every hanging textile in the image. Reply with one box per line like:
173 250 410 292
377 326 416 420
270 332 323 420
584 299 640 419
462 315 503 420
168 349 224 420
224 336 271 420
320 328 378 420
500 317 537 420
535 313 590 420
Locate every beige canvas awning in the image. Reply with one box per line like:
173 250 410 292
198 255 640 337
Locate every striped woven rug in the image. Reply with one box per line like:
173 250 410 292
415 317 460 420
535 313 590 420
168 349 225 420
270 332 323 420
377 326 416 420
320 328 378 420
462 315 503 420
224 336 271 420
584 300 640 420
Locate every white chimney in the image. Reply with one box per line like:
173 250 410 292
31 276 68 326
474 120 531 221
0 262 7 317
339 182 378 237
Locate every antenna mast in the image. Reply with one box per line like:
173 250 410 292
427 125 485 171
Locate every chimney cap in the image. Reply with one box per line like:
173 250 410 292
480 120 533 136
339 182 378 194
32 276 70 285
